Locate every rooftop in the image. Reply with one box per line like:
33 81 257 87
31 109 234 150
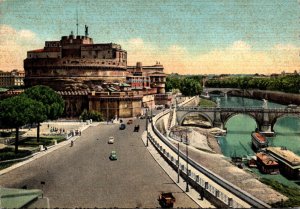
256 152 278 166
0 187 42 208
252 132 267 143
28 49 44 53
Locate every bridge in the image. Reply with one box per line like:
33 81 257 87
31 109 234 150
176 106 300 135
202 87 253 97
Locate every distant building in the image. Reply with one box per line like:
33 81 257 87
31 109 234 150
0 70 24 87
23 29 170 118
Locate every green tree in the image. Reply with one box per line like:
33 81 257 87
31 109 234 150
179 78 202 96
0 96 41 153
80 109 103 122
23 85 64 142
166 76 182 92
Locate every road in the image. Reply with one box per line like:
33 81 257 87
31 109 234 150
0 118 197 208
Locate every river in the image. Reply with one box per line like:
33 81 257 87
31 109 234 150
210 95 300 188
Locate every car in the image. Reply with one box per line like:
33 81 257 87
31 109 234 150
134 125 140 132
139 115 145 119
127 119 133 124
109 151 117 160
108 136 114 144
156 105 164 110
119 123 126 130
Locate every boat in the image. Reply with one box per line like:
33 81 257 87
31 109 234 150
251 132 268 151
256 152 280 174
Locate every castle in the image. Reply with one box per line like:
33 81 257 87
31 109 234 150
24 28 170 119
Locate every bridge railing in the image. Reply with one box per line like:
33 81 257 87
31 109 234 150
177 106 300 113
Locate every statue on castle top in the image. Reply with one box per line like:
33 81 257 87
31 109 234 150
85 25 89 37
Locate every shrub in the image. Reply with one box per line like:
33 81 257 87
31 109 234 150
260 178 300 207
0 131 12 137
0 147 32 161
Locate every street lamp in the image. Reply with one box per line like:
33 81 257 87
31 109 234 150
146 109 149 147
177 142 180 183
185 128 190 192
106 98 109 124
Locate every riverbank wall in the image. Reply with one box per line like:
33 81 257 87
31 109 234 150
230 90 300 105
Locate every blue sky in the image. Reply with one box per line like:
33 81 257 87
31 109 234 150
0 0 299 74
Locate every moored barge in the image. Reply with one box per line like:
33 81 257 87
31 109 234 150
266 147 300 180
256 152 279 174
251 132 268 151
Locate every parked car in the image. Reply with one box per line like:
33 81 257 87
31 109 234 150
109 151 117 160
108 136 114 144
139 115 145 119
119 124 126 130
158 192 176 208
134 125 140 132
127 119 133 124
156 105 164 110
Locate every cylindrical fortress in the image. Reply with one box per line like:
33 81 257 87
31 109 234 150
24 34 127 91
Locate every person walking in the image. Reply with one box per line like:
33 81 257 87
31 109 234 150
70 139 74 147
200 188 204 200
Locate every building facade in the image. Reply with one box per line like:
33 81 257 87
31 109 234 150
24 30 170 118
0 70 24 87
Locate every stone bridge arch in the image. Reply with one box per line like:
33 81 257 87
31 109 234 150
226 89 243 95
222 112 260 129
208 90 226 95
178 111 214 127
270 113 300 132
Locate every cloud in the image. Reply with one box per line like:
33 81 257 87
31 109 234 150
0 25 41 71
121 38 300 74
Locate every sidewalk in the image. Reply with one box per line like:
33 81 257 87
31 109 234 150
0 122 99 176
141 131 215 208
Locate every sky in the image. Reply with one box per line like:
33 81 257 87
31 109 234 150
0 0 299 74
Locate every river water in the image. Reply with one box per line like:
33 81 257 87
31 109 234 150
210 95 300 187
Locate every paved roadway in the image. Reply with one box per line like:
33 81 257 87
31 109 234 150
0 118 197 208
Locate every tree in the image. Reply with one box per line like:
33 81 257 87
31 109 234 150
0 96 42 153
80 109 103 122
23 85 64 142
179 78 202 96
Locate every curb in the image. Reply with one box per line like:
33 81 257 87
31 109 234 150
0 123 96 176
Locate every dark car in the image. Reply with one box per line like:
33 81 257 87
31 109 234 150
119 124 126 130
134 125 140 132
109 151 117 160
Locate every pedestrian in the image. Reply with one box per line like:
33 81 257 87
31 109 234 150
200 188 204 200
70 139 74 147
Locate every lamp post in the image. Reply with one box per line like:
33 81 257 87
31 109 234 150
146 109 149 147
177 142 180 183
106 98 109 124
185 128 189 192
